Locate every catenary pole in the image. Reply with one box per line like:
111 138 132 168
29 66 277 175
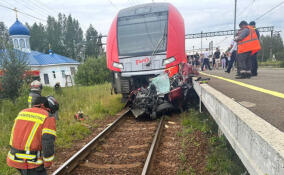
234 0 237 36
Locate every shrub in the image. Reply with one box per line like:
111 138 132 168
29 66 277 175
75 55 111 85
280 61 284 68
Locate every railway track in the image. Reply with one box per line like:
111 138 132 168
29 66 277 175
52 109 168 175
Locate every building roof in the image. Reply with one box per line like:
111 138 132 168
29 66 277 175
0 50 79 66
28 51 80 66
8 19 30 36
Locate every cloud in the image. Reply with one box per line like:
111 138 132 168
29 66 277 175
1 0 283 50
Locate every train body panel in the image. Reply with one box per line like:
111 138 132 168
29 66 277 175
107 3 186 96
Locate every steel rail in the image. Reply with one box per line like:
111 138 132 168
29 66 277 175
141 116 165 175
52 109 130 175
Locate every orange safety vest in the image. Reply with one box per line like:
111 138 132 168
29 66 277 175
237 26 261 54
7 107 56 169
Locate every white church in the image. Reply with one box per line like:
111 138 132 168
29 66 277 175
8 18 80 87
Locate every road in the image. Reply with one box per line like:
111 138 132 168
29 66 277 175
199 68 284 132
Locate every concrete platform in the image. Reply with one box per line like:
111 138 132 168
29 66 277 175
192 75 284 175
199 68 284 132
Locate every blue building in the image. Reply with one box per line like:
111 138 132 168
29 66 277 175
8 19 80 87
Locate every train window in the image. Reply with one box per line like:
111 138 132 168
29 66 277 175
117 11 168 57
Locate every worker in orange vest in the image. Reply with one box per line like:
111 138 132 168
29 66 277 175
234 21 261 79
7 96 59 175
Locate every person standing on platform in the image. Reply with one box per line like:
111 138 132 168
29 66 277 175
221 53 227 69
235 21 261 79
201 48 212 71
249 21 260 76
213 48 220 69
226 39 238 73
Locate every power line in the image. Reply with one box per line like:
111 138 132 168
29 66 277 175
254 1 284 21
30 0 58 15
12 0 49 18
0 3 47 22
20 0 53 17
238 0 255 19
108 0 118 9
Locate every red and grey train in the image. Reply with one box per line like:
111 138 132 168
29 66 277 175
107 3 186 98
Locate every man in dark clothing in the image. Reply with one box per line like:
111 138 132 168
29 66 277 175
213 48 220 69
249 21 260 76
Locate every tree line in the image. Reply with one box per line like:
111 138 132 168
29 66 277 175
0 13 103 61
259 33 284 62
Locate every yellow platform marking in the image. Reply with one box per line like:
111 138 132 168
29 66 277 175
200 72 284 99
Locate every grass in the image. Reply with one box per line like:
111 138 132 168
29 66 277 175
179 109 247 175
259 60 284 68
0 83 123 175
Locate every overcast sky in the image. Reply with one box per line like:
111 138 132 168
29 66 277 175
1 0 284 51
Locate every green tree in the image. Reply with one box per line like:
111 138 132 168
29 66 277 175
0 22 9 49
46 16 65 55
0 42 28 101
85 24 101 58
75 55 111 85
28 22 47 52
64 15 84 61
259 34 284 61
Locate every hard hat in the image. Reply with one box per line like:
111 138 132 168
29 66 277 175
46 96 59 114
30 80 42 91
33 96 48 107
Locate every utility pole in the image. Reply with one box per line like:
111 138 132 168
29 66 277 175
270 30 273 59
234 0 237 36
200 31 203 53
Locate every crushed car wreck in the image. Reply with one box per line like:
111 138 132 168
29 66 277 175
128 63 199 119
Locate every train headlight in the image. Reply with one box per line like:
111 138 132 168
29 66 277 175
162 57 176 66
113 62 124 69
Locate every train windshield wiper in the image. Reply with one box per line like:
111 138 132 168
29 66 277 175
146 23 167 66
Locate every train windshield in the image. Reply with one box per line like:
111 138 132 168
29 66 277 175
117 11 168 57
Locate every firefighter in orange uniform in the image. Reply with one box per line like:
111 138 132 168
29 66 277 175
235 21 261 79
7 96 59 175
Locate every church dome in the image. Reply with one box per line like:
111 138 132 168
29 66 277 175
8 19 30 36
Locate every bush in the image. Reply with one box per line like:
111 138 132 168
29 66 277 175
280 61 284 68
75 55 111 85
275 50 284 61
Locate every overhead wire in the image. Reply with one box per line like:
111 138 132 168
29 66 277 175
19 0 53 17
29 0 58 15
0 3 47 22
12 0 49 18
108 0 119 9
238 0 255 19
254 1 284 21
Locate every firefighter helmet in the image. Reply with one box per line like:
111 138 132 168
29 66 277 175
30 80 42 91
46 96 59 114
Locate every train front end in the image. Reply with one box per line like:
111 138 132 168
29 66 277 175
107 3 186 99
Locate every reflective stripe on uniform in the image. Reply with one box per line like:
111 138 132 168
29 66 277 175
43 155 54 162
8 151 43 165
25 123 40 151
15 153 36 160
42 128 56 136
28 96 32 108
16 111 47 124
9 122 16 146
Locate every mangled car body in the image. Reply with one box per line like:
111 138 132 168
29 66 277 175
128 63 199 119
